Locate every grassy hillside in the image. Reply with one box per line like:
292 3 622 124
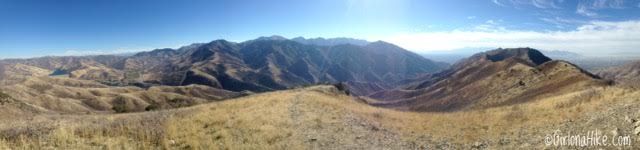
1 85 638 149
370 48 610 112
0 76 244 117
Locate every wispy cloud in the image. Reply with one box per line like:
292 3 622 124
493 0 634 17
577 3 599 17
467 16 477 19
472 20 506 31
576 0 628 17
493 0 507 6
593 0 625 9
540 17 588 28
374 20 640 56
492 0 564 8
531 0 564 8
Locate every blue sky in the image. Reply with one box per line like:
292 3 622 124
1 0 640 58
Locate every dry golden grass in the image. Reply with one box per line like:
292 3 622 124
0 76 245 116
0 85 637 149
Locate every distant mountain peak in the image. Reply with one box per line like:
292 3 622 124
371 47 607 112
133 48 176 57
483 47 551 66
208 39 233 44
255 35 288 41
367 40 399 48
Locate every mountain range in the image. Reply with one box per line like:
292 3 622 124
0 37 620 114
3 36 640 149
0 36 618 115
0 36 449 114
1 37 447 92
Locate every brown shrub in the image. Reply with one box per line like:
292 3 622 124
28 83 53 93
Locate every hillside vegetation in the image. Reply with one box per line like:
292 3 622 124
370 48 610 111
0 43 638 149
0 38 447 96
0 76 245 118
1 85 638 149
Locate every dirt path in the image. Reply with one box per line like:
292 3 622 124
287 91 433 149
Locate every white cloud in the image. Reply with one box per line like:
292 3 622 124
473 20 506 32
576 0 628 17
493 0 564 8
467 16 476 19
577 3 599 17
493 0 632 17
540 17 588 28
531 0 562 8
592 0 625 9
493 0 507 6
372 20 640 56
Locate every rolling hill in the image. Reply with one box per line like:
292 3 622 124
1 84 638 149
597 60 640 88
369 48 611 111
0 75 246 116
